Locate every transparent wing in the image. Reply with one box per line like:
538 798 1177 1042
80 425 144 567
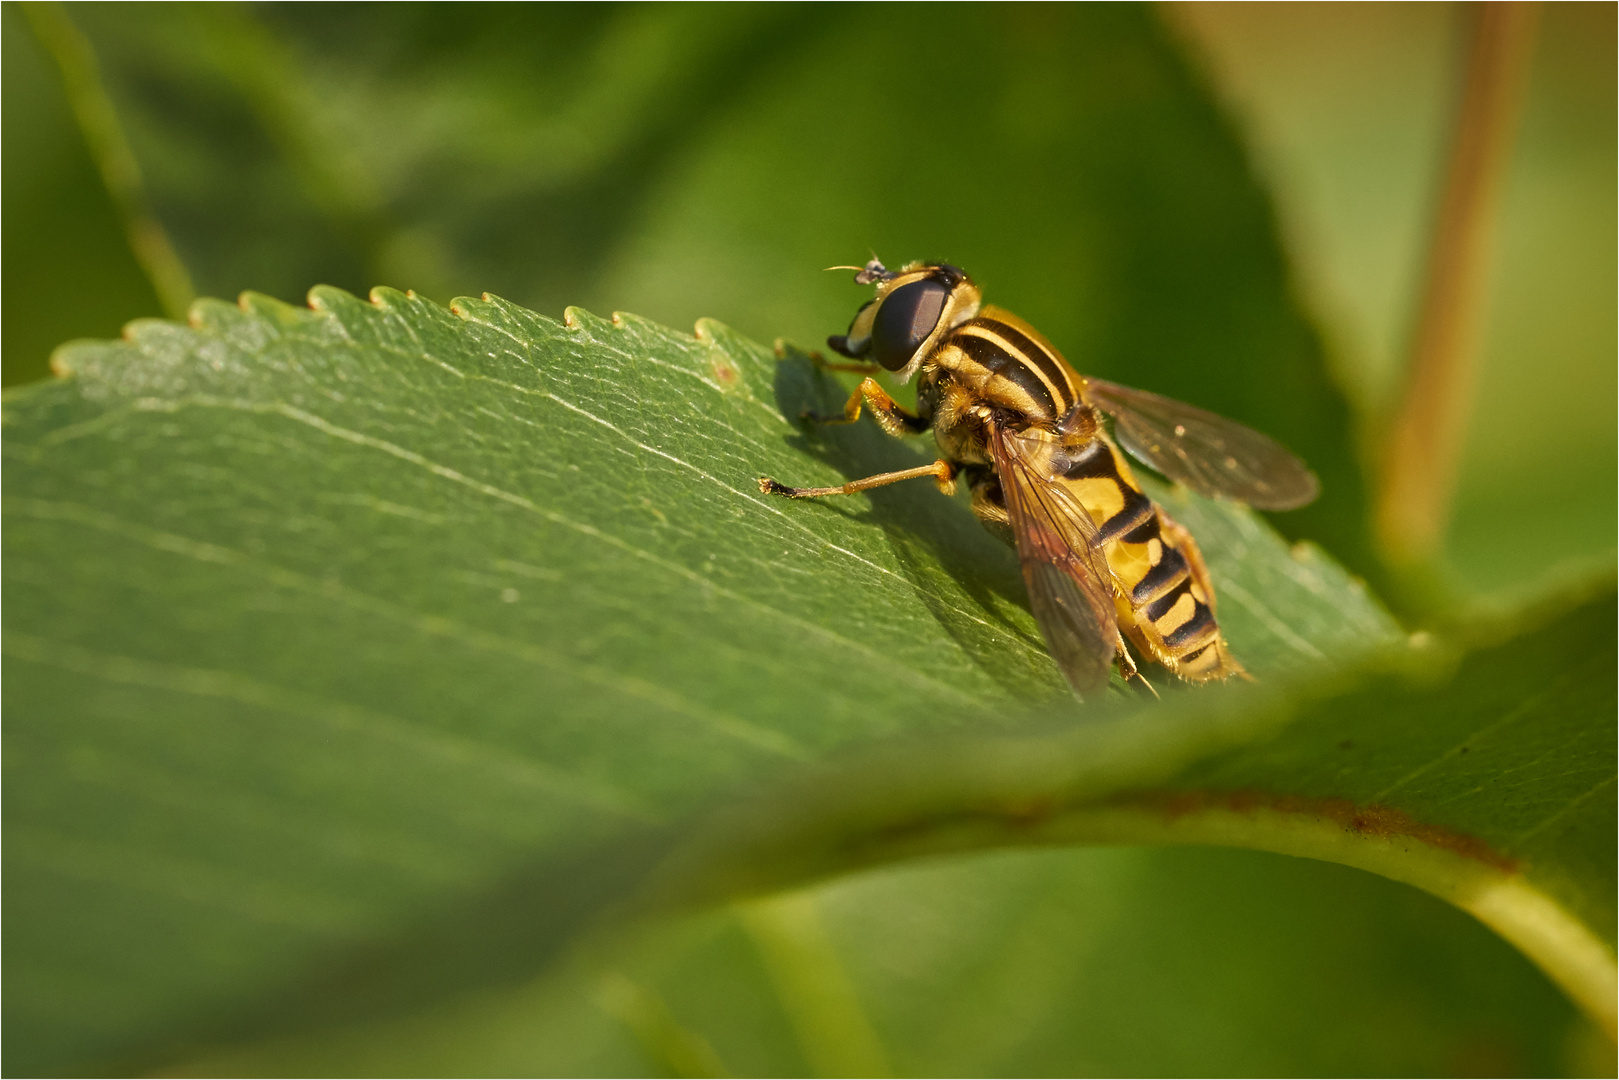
988 425 1119 697
1085 378 1319 510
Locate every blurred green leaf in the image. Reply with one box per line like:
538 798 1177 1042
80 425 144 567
196 849 1600 1078
6 5 1613 1076
1165 3 1617 605
1 2 162 387
4 293 1610 1075
50 3 1377 582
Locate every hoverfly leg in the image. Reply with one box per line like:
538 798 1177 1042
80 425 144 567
1112 634 1159 698
802 377 930 437
967 471 1015 547
1129 667 1161 700
759 459 957 500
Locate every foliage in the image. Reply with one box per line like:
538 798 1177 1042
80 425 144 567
3 4 1613 1076
5 290 1612 1075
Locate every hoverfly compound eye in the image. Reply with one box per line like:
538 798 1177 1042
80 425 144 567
871 279 949 372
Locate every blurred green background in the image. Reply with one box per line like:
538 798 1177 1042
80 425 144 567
4 2 1613 1075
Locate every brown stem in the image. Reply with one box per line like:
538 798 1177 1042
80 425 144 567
1375 2 1540 567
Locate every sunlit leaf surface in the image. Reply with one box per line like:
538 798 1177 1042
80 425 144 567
5 293 1610 1075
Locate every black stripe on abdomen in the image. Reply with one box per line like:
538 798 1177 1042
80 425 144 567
1179 643 1213 666
1164 603 1217 648
1144 579 1190 623
1119 516 1160 545
1059 441 1115 480
1144 578 1217 650
954 333 1058 417
1096 487 1153 543
1133 544 1189 603
1059 444 1153 542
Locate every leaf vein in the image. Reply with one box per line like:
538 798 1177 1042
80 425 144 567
1213 578 1327 660
145 393 1015 697
2 630 654 820
4 496 811 756
1366 671 1582 804
1511 775 1619 845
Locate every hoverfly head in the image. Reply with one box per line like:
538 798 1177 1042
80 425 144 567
826 260 981 381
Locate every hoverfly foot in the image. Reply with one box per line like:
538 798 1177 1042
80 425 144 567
799 407 857 428
758 477 800 497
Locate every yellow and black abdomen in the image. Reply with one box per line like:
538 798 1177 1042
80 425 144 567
1052 436 1238 682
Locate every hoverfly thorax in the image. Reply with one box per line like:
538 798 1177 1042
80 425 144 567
827 260 981 382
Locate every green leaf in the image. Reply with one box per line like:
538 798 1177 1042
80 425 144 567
182 849 1602 1077
4 290 1610 1075
176 588 1616 1076
1 3 165 387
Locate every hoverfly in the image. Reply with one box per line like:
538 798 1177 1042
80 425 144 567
758 259 1318 697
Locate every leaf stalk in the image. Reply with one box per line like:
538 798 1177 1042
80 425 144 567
1376 2 1539 570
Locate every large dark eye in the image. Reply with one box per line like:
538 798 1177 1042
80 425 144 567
871 279 949 371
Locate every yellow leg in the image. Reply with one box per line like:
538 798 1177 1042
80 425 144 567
1109 630 1159 697
803 377 929 437
759 459 957 499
